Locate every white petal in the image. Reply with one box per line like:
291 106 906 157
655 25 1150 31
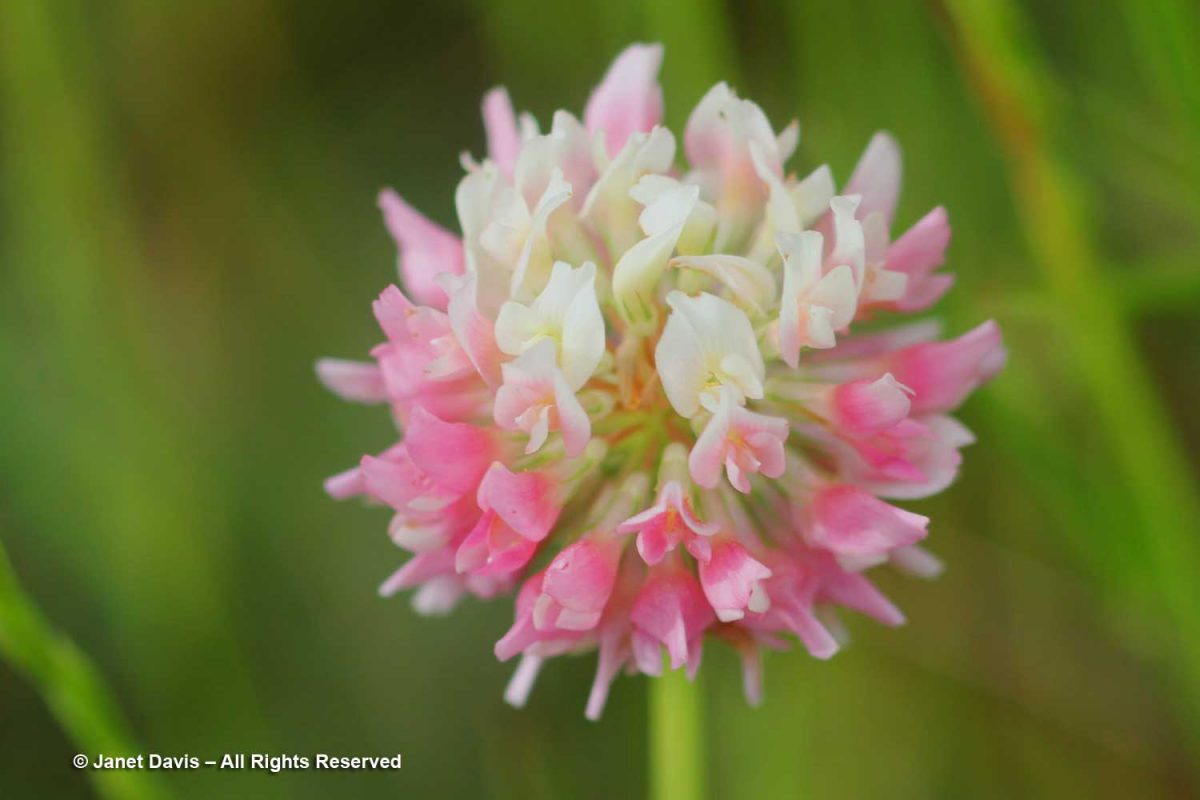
630 174 715 255
494 301 541 356
525 405 551 453
685 82 778 174
503 654 544 708
412 577 466 616
455 161 505 241
750 140 801 235
862 211 890 264
669 254 776 314
495 261 605 390
627 173 680 207
747 581 770 614
581 126 676 255
829 195 866 285
655 291 765 418
533 259 592 321
778 229 825 292
791 165 835 229
777 230 826 367
638 182 700 236
611 229 679 330
480 184 532 266
718 352 764 398
510 169 573 300
809 264 859 331
439 271 502 385
805 304 837 349
776 120 800 164
515 111 595 211
454 164 514 309
867 268 908 304
611 183 698 330
552 368 592 456
677 200 717 255
559 264 606 390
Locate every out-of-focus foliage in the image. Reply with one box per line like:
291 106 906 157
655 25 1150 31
1 0 1197 797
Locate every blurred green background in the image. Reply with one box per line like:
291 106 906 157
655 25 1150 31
2 0 1199 797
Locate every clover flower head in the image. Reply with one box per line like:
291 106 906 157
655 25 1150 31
318 43 1005 718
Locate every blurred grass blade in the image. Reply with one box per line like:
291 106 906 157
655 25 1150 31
0 0 273 769
939 0 1200 755
0 541 169 800
1123 0 1200 139
1115 252 1200 316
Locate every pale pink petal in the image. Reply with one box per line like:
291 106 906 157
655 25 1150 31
806 319 942 363
494 571 588 661
688 400 731 489
891 544 944 578
372 284 416 342
630 565 715 670
618 481 720 566
698 540 772 622
476 462 559 541
736 640 764 706
494 339 591 456
439 272 503 386
842 415 974 501
585 43 664 158
889 321 1006 414
664 482 721 537
494 572 550 660
404 406 496 494
898 273 955 313
324 466 366 500
888 206 952 312
633 517 677 566
315 358 387 403
684 83 779 221
684 534 712 564
820 567 905 627
586 629 630 721
752 558 839 659
555 377 592 456
455 510 540 577
831 373 914 435
533 535 622 631
888 206 949 280
807 485 929 569
632 630 666 676
845 132 901 226
689 389 789 493
390 488 476 541
359 446 432 510
786 609 839 659
379 546 455 597
378 189 465 309
482 87 521 176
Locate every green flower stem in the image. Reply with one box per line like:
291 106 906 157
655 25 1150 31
0 540 169 800
650 667 704 800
